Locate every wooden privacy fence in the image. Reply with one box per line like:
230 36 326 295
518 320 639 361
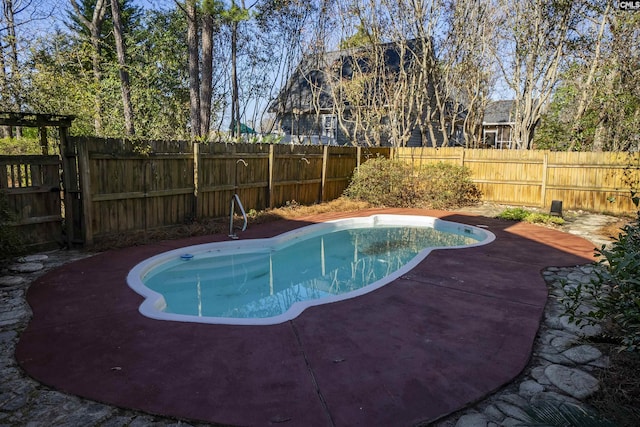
3 138 638 250
397 147 640 215
72 138 389 244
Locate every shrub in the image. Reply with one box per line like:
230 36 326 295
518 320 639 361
496 207 530 221
561 213 640 352
343 157 480 209
417 162 482 209
0 137 42 155
496 207 565 226
525 212 566 226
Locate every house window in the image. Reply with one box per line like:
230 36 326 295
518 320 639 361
322 115 337 141
497 126 512 149
484 129 497 148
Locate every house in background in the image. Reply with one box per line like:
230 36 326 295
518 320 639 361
268 40 462 147
268 49 343 145
482 100 517 149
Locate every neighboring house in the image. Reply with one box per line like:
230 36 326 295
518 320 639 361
482 100 518 149
269 40 461 147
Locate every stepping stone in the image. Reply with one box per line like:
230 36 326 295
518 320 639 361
18 254 49 263
0 276 26 287
562 345 602 364
544 364 599 399
8 263 43 273
550 336 575 351
559 316 601 337
455 412 488 427
495 401 529 422
519 380 544 398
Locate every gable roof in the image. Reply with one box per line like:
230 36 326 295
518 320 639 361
269 39 426 115
483 100 515 125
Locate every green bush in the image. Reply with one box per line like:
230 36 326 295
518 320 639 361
0 137 42 155
496 207 565 226
525 212 566 226
418 162 482 209
343 157 481 209
496 207 530 221
562 213 640 352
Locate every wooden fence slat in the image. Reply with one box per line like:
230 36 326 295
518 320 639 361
77 139 94 245
13 214 63 226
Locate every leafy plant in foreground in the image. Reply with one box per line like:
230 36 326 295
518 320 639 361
520 400 617 426
561 212 640 352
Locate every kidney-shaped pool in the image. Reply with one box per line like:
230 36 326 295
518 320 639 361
127 214 495 325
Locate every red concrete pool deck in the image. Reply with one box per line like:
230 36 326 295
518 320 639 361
15 209 596 426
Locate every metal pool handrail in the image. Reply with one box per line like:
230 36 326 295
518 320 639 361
229 194 247 239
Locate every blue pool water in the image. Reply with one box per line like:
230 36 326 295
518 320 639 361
127 215 495 325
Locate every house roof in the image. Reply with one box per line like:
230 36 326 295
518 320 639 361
268 39 427 115
483 100 515 125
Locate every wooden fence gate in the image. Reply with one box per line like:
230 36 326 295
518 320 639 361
0 155 63 251
0 113 76 252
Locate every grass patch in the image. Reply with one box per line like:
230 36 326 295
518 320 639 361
496 207 565 226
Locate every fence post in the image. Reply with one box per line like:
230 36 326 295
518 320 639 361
77 139 94 246
59 129 79 246
39 127 48 155
193 142 199 219
268 144 275 208
321 145 328 202
460 148 466 167
541 151 548 209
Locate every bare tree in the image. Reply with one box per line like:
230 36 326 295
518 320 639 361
494 0 577 149
441 0 494 148
110 0 134 135
591 6 640 152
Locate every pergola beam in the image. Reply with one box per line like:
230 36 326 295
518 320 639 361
0 111 75 128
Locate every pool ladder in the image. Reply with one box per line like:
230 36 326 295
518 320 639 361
229 194 248 239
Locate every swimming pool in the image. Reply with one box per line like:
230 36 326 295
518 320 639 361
127 215 495 325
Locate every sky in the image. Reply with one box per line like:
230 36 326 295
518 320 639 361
17 0 175 37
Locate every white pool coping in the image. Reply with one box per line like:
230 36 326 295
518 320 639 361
127 214 496 325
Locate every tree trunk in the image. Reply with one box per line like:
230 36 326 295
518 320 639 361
568 3 610 150
186 0 201 138
70 0 108 136
1 2 12 136
497 0 574 150
200 12 214 138
111 0 135 136
231 20 240 137
3 0 21 136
